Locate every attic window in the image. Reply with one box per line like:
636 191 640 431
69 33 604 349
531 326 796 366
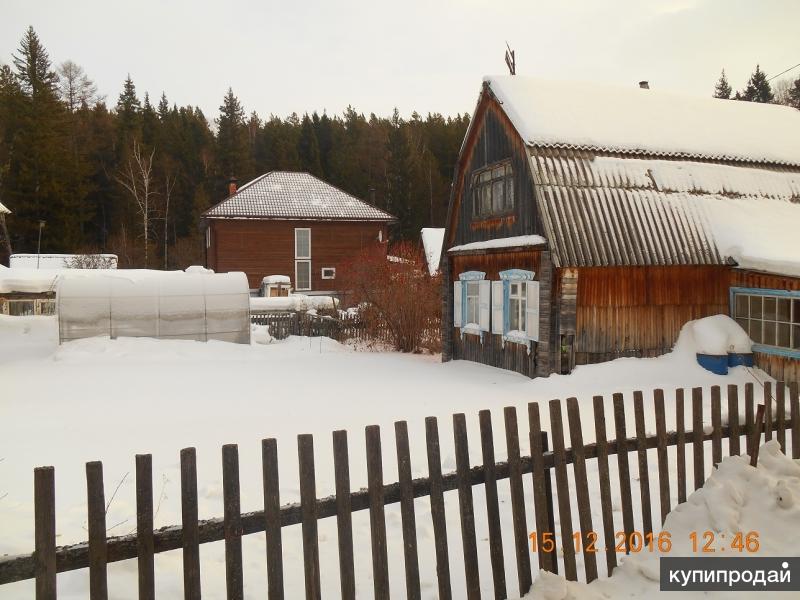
472 162 514 218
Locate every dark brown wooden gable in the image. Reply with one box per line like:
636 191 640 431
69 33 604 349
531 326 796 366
443 88 541 251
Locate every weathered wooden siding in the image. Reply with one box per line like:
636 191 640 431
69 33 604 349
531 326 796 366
449 250 542 377
207 219 388 290
572 266 730 364
450 95 540 247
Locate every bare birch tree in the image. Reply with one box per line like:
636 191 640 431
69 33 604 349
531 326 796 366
162 174 175 269
115 141 156 267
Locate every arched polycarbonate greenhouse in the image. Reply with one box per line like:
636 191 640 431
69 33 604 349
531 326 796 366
57 270 251 344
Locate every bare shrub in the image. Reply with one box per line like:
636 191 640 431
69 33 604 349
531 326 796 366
339 241 440 353
64 253 117 269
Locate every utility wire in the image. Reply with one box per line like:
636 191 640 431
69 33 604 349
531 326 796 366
767 62 800 82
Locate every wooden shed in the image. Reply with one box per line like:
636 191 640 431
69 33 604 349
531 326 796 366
203 172 395 292
441 76 800 379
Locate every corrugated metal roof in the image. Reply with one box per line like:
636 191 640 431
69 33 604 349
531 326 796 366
204 172 395 221
530 148 800 268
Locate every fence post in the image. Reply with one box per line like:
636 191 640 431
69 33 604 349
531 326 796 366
691 388 704 490
503 407 531 595
711 386 722 467
425 417 452 600
332 431 355 600
454 414 480 599
548 400 577 581
222 444 243 600
86 461 108 600
764 381 773 442
365 426 389 600
298 434 321 600
727 385 741 457
592 396 617 576
632 392 653 538
135 455 155 600
180 448 201 600
777 383 786 454
653 390 671 525
262 439 284 600
675 389 687 504
541 431 557 573
395 421 421 600
791 382 800 460
750 404 766 467
612 394 634 553
34 466 56 600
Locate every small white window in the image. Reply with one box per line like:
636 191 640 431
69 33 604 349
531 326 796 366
465 282 480 325
321 267 336 280
296 261 311 291
509 282 527 333
295 228 311 259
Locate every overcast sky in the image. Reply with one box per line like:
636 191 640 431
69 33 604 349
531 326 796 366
2 0 798 121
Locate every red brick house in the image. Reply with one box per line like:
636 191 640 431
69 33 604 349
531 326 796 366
203 172 395 292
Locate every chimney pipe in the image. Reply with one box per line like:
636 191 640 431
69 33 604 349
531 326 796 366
639 81 650 89
228 177 238 196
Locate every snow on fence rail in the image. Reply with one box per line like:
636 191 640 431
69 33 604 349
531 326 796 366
250 311 391 343
1 382 798 599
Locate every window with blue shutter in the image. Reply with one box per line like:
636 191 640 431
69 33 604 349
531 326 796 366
498 269 537 353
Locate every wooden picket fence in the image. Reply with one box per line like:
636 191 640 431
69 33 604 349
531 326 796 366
1 381 798 600
250 311 389 343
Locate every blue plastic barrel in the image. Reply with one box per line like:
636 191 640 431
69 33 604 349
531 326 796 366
696 353 728 375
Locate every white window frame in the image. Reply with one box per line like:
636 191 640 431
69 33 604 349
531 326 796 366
295 228 312 291
321 267 336 280
295 228 311 259
205 226 211 249
295 260 312 291
455 271 489 342
498 269 538 354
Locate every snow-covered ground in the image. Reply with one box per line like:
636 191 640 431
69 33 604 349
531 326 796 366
0 316 779 598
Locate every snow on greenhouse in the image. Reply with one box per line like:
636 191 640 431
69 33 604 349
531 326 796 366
57 270 251 344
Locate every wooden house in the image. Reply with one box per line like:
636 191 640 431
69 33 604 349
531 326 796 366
441 76 800 380
203 172 395 293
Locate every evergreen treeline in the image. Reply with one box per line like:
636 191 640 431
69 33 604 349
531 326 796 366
0 27 469 268
713 65 800 108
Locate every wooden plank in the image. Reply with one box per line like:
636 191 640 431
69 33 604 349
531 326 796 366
424 417 451 600
777 383 786 454
711 386 722 467
478 410 506 599
548 400 577 581
751 404 766 467
503 407 531 595
632 392 653 537
612 393 634 553
692 388 704 490
727 385 741 456
395 421 421 600
676 389 686 504
86 461 108 600
791 383 800 460
332 431 355 600
764 381 773 442
34 466 56 600
135 455 155 600
365 425 390 600
565 398 597 582
540 431 558 574
453 413 480 599
262 439 283 600
591 396 616 576
528 403 555 574
180 448 201 600
745 384 755 456
298 434 321 600
222 444 243 600
653 390 670 525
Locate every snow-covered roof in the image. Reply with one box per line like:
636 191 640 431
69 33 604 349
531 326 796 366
204 172 396 221
484 76 800 167
420 228 444 276
448 235 547 254
0 201 10 215
262 275 291 284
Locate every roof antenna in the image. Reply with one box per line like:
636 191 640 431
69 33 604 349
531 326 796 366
505 42 516 75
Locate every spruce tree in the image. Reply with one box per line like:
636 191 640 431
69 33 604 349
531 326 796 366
298 114 322 176
12 27 59 99
157 92 170 120
215 87 252 185
713 69 732 99
740 65 774 103
788 78 800 110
